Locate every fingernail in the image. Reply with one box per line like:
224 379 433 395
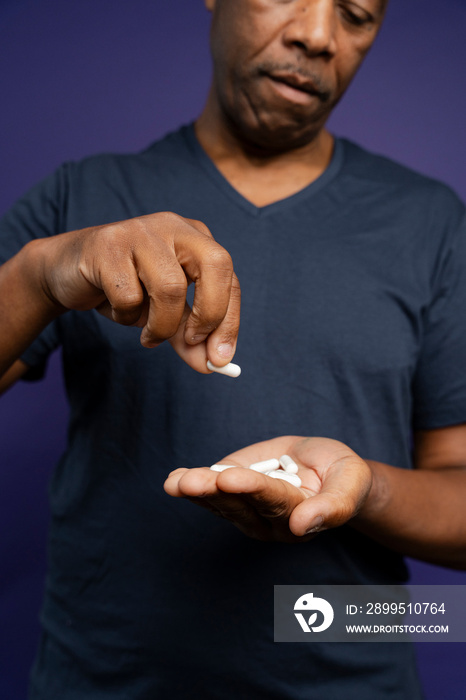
305 515 324 534
217 343 233 359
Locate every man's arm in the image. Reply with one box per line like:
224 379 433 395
351 424 466 569
164 427 466 570
0 211 241 388
0 244 64 381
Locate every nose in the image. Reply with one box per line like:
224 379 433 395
282 0 337 57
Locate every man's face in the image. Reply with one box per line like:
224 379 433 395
205 0 387 151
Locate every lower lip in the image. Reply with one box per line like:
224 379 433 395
266 76 316 105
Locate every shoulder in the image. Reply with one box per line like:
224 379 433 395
66 124 195 184
338 138 465 228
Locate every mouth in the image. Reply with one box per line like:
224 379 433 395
267 72 324 97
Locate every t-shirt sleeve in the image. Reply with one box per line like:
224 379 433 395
412 206 466 429
0 167 67 380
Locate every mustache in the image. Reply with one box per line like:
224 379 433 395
255 61 331 102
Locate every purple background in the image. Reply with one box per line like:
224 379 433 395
1 0 465 697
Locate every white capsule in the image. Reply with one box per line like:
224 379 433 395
207 360 241 378
279 455 299 474
248 458 280 473
210 464 241 472
266 470 302 488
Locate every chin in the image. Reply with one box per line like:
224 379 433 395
234 113 327 153
226 88 331 153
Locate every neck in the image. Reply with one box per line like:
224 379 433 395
194 89 334 207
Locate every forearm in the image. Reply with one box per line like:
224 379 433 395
0 239 64 377
353 461 466 570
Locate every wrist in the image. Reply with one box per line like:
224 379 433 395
353 460 390 524
21 238 67 316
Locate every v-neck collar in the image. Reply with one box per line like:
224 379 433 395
183 123 344 218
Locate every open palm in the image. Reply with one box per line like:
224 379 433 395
164 436 372 542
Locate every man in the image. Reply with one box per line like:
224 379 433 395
1 0 465 698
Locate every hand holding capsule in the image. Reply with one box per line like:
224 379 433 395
19 211 240 375
163 436 373 542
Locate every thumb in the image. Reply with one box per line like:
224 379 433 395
169 300 240 373
289 456 372 537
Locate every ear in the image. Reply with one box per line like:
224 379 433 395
204 0 216 11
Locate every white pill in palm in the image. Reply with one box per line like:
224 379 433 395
279 455 299 474
249 458 280 473
206 360 241 378
210 464 241 472
266 470 302 487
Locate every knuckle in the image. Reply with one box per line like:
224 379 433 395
156 276 187 304
99 222 126 246
100 267 142 299
154 211 183 228
202 245 233 272
110 288 145 326
189 306 220 332
217 314 240 340
189 218 213 238
100 217 153 250
112 292 144 312
92 224 136 263
153 211 194 240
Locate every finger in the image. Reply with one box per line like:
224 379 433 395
137 256 188 347
212 469 309 541
164 464 256 498
184 242 235 343
164 467 204 497
288 455 372 537
168 302 211 372
205 271 241 366
169 464 239 498
96 258 147 326
164 465 256 518
167 467 280 540
173 231 238 349
217 468 306 519
169 275 241 372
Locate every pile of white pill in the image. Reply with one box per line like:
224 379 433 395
209 455 302 487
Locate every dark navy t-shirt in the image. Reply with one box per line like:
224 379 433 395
2 125 466 699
